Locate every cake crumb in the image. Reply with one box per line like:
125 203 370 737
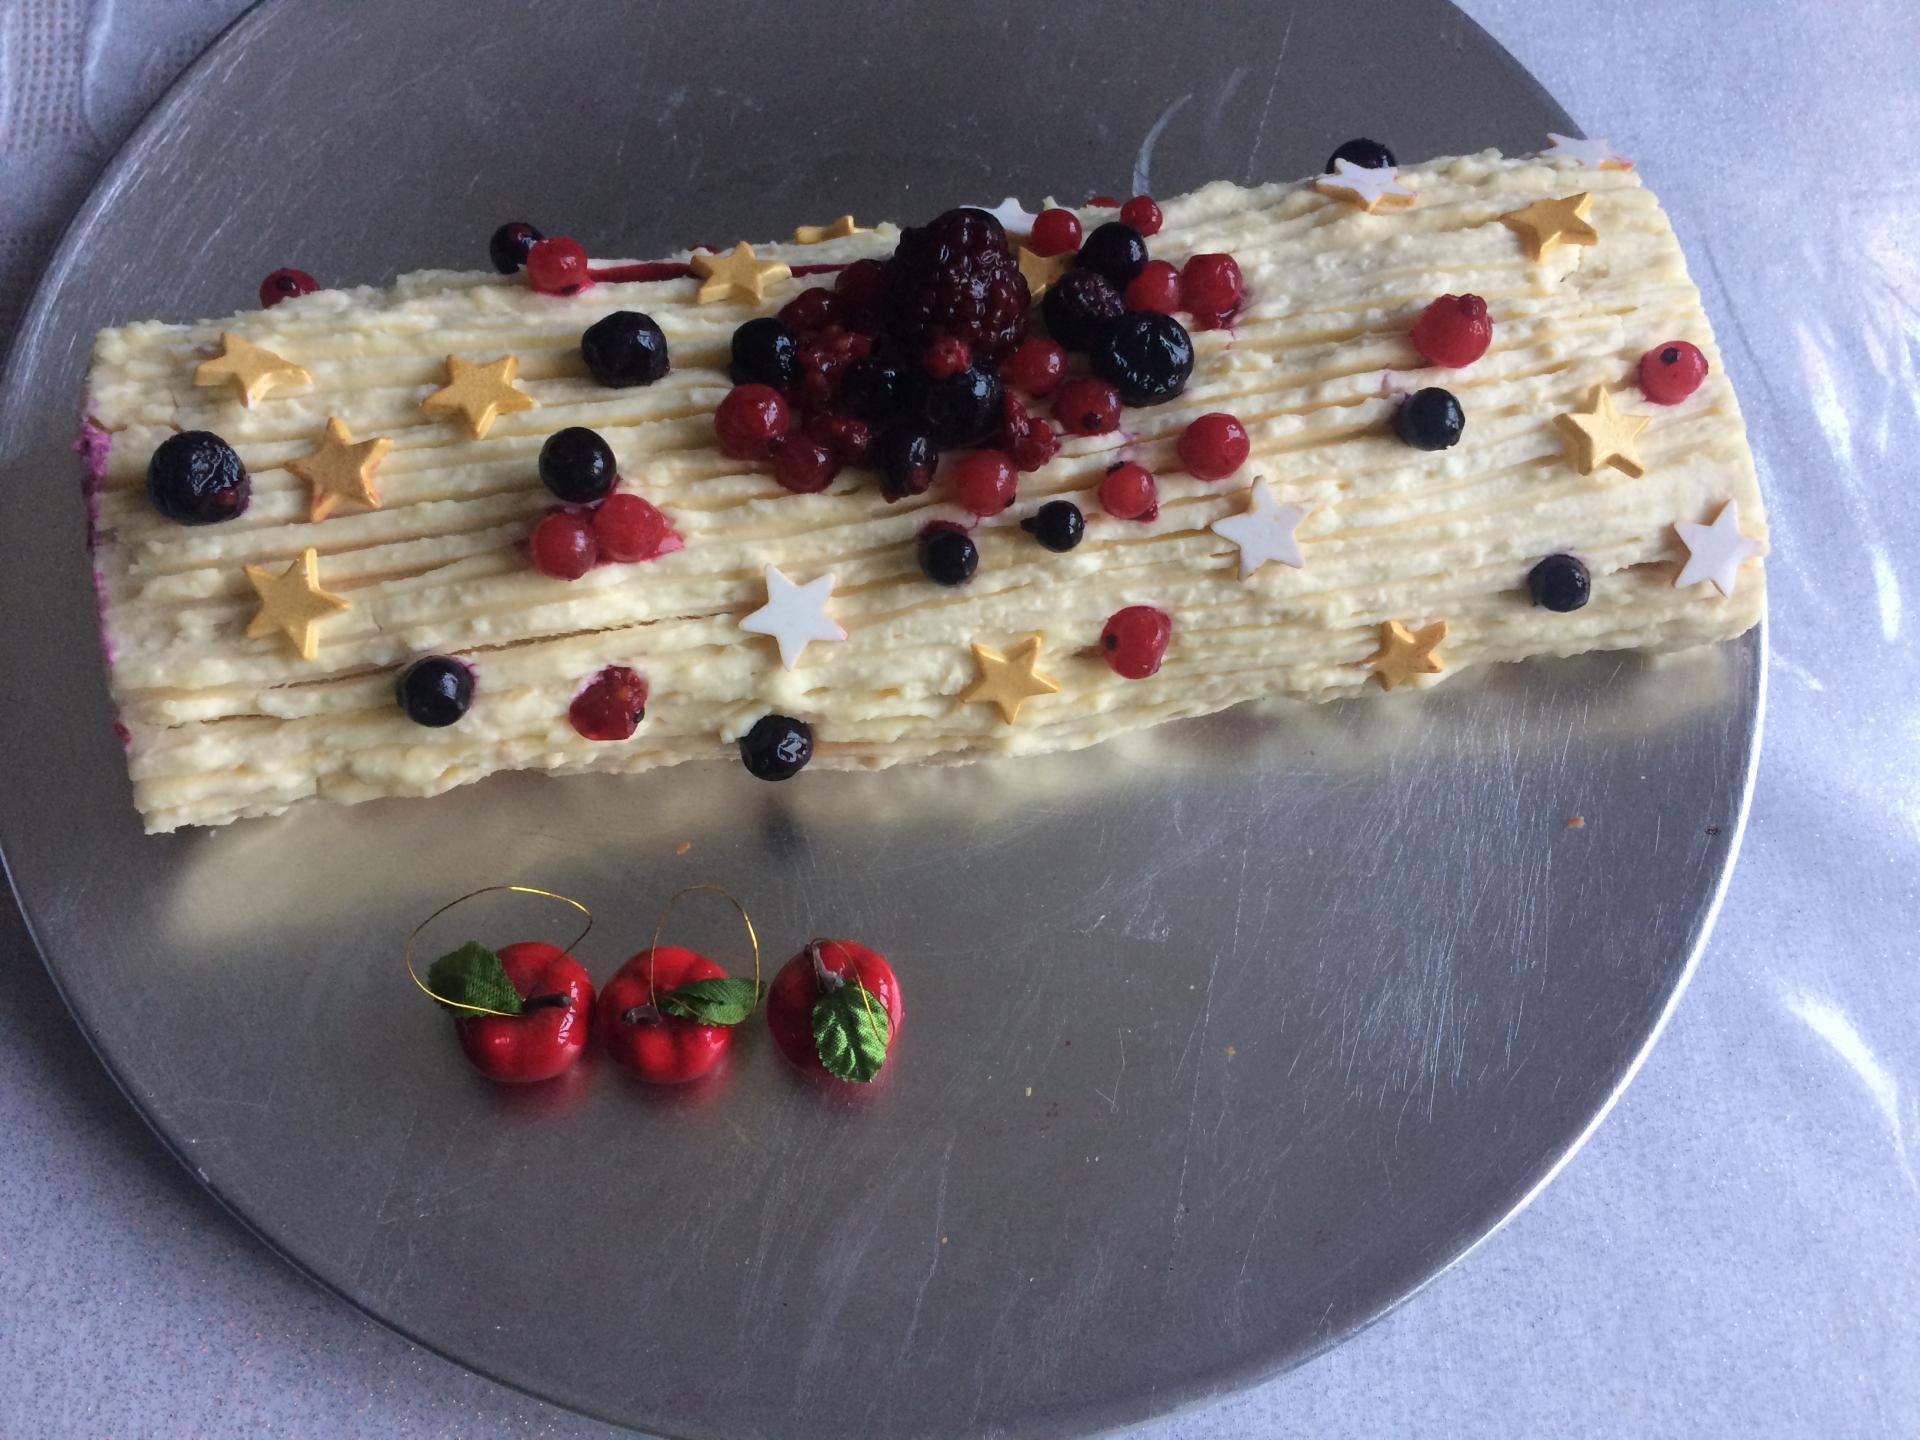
1566 815 1586 829
1024 1086 1033 1098
674 840 692 855
1225 1044 1236 1057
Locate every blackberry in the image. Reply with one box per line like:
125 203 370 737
1041 269 1125 352
1091 311 1194 406
581 311 669 387
885 207 1030 364
730 317 798 390
916 364 1003 447
1075 222 1149 288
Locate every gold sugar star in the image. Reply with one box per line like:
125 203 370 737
793 215 867 244
1017 246 1072 300
689 241 793 304
963 635 1061 724
1498 192 1599 261
421 355 535 438
287 416 391 521
193 331 310 407
1556 384 1650 478
1362 619 1447 691
243 547 350 660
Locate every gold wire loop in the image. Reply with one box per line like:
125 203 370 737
404 884 594 1018
644 883 763 1013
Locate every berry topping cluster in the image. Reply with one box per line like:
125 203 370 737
527 426 679 581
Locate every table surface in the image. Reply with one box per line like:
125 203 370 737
2 1 1914 1436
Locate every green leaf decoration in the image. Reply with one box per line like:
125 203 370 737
426 940 523 1015
812 980 890 1083
657 976 760 1026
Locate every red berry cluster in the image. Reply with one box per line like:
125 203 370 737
530 492 680 582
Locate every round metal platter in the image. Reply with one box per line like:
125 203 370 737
0 2 1761 1435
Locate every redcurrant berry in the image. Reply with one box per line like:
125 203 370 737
1639 340 1709 405
1004 337 1067 397
1087 194 1120 208
714 384 792 460
778 286 841 336
1177 413 1250 480
1052 378 1123 436
1029 209 1083 257
952 449 1018 517
529 511 598 580
1181 253 1242 316
807 411 873 466
1410 294 1493 368
1119 195 1163 236
1124 259 1183 314
569 665 647 742
1100 606 1171 679
259 268 317 308
1098 461 1158 521
526 236 591 296
772 438 840 494
922 337 972 379
591 493 673 562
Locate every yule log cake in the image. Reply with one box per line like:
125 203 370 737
80 142 1765 833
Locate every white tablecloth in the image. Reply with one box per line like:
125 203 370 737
2 1 1914 1435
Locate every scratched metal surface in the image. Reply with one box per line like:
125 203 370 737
0 1 1762 1436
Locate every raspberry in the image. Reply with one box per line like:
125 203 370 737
1100 606 1171 679
714 384 792 459
806 411 873 466
999 393 1060 472
832 258 890 335
796 325 872 408
779 286 841 337
1119 196 1163 237
1639 341 1709 405
1052 378 1122 437
1410 294 1492 368
1124 260 1182 314
1029 209 1083 258
1181 253 1242 316
1004 337 1067 396
885 207 1031 364
952 450 1018 517
530 511 598 580
569 666 647 742
922 337 972 378
1098 461 1158 521
527 236 591 296
259 268 317 308
591 493 674 561
772 438 840 494
1177 413 1249 480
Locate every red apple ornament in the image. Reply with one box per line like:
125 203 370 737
598 944 757 1084
766 939 902 1084
431 939 594 1083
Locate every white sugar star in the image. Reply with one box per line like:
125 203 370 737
1542 133 1629 168
1316 158 1416 212
1674 499 1762 597
740 564 847 669
1210 479 1310 579
977 196 1037 236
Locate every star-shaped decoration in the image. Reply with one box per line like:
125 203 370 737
1498 192 1599 261
243 547 350 660
1210 478 1310 579
1542 133 1632 170
193 331 310 407
1314 159 1417 214
421 355 535 439
740 564 846 669
962 634 1060 724
1556 384 1650 479
689 241 793 305
1674 499 1762 597
792 214 868 245
1017 246 1072 300
286 416 391 522
1362 619 1447 692
977 196 1038 236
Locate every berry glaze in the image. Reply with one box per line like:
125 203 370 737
582 260 849 286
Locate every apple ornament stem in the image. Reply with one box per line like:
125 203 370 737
407 884 596 1084
766 939 902 1084
598 884 763 1085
